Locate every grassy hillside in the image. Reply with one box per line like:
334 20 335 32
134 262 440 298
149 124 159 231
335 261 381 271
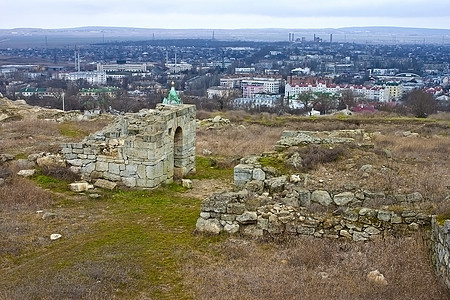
0 109 449 299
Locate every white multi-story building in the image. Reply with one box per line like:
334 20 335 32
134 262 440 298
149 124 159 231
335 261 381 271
62 71 107 85
165 63 193 73
207 86 236 99
97 63 147 73
285 81 394 103
241 77 282 98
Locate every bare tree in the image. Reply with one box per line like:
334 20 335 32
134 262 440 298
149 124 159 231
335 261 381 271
405 90 436 118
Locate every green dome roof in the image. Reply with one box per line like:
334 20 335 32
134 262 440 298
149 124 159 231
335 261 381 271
163 82 182 104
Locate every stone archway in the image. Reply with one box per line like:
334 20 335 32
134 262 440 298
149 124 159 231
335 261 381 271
173 126 184 179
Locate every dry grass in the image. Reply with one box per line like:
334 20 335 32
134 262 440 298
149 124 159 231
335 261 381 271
0 119 110 155
0 110 449 299
196 124 284 158
183 234 449 300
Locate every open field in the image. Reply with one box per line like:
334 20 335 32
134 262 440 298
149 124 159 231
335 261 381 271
0 108 449 299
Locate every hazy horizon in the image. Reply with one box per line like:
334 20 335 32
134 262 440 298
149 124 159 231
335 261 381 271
3 0 450 30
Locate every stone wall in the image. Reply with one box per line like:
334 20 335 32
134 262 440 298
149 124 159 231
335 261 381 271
61 104 196 188
431 217 450 289
196 187 430 239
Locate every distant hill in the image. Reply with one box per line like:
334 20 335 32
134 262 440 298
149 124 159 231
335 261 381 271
0 26 449 48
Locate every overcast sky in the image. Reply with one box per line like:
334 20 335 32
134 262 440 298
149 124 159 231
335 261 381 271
2 0 450 29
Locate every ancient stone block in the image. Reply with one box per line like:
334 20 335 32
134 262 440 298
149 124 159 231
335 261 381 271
333 192 355 206
297 226 315 235
227 203 246 215
311 190 332 206
122 177 137 188
196 218 223 234
224 223 240 234
234 164 254 188
252 168 266 181
94 179 117 190
236 211 258 224
69 181 90 192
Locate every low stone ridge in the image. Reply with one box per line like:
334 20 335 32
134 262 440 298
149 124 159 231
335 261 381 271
61 104 196 188
275 129 374 150
197 115 231 128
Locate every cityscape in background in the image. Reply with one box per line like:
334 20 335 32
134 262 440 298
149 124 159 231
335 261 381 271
0 27 449 115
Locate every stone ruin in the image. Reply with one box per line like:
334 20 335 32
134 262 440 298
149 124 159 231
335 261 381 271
196 129 435 240
196 129 450 288
62 103 196 188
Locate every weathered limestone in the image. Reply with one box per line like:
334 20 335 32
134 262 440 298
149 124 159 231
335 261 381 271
61 104 196 188
69 181 90 192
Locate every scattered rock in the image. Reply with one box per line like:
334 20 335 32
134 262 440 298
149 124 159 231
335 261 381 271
359 164 374 174
353 231 369 242
94 179 117 190
182 179 193 189
202 149 212 156
0 178 4 186
367 270 388 285
69 181 90 192
17 169 36 177
50 233 62 241
0 153 14 163
290 174 302 183
14 159 36 170
42 212 58 220
286 152 303 169
27 153 44 162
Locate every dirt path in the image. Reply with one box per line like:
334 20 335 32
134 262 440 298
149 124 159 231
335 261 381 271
181 178 233 199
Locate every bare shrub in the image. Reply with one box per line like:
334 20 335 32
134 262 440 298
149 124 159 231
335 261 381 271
298 144 347 170
40 165 81 182
0 177 53 210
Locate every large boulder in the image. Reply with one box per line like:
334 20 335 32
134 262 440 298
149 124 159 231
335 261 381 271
196 218 223 234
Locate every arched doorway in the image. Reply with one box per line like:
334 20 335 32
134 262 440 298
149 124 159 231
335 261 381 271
173 127 183 179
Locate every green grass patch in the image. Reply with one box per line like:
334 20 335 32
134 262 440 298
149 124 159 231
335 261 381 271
14 153 28 159
32 173 71 192
187 156 234 180
436 213 450 226
59 122 89 139
258 155 289 174
1 181 224 299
